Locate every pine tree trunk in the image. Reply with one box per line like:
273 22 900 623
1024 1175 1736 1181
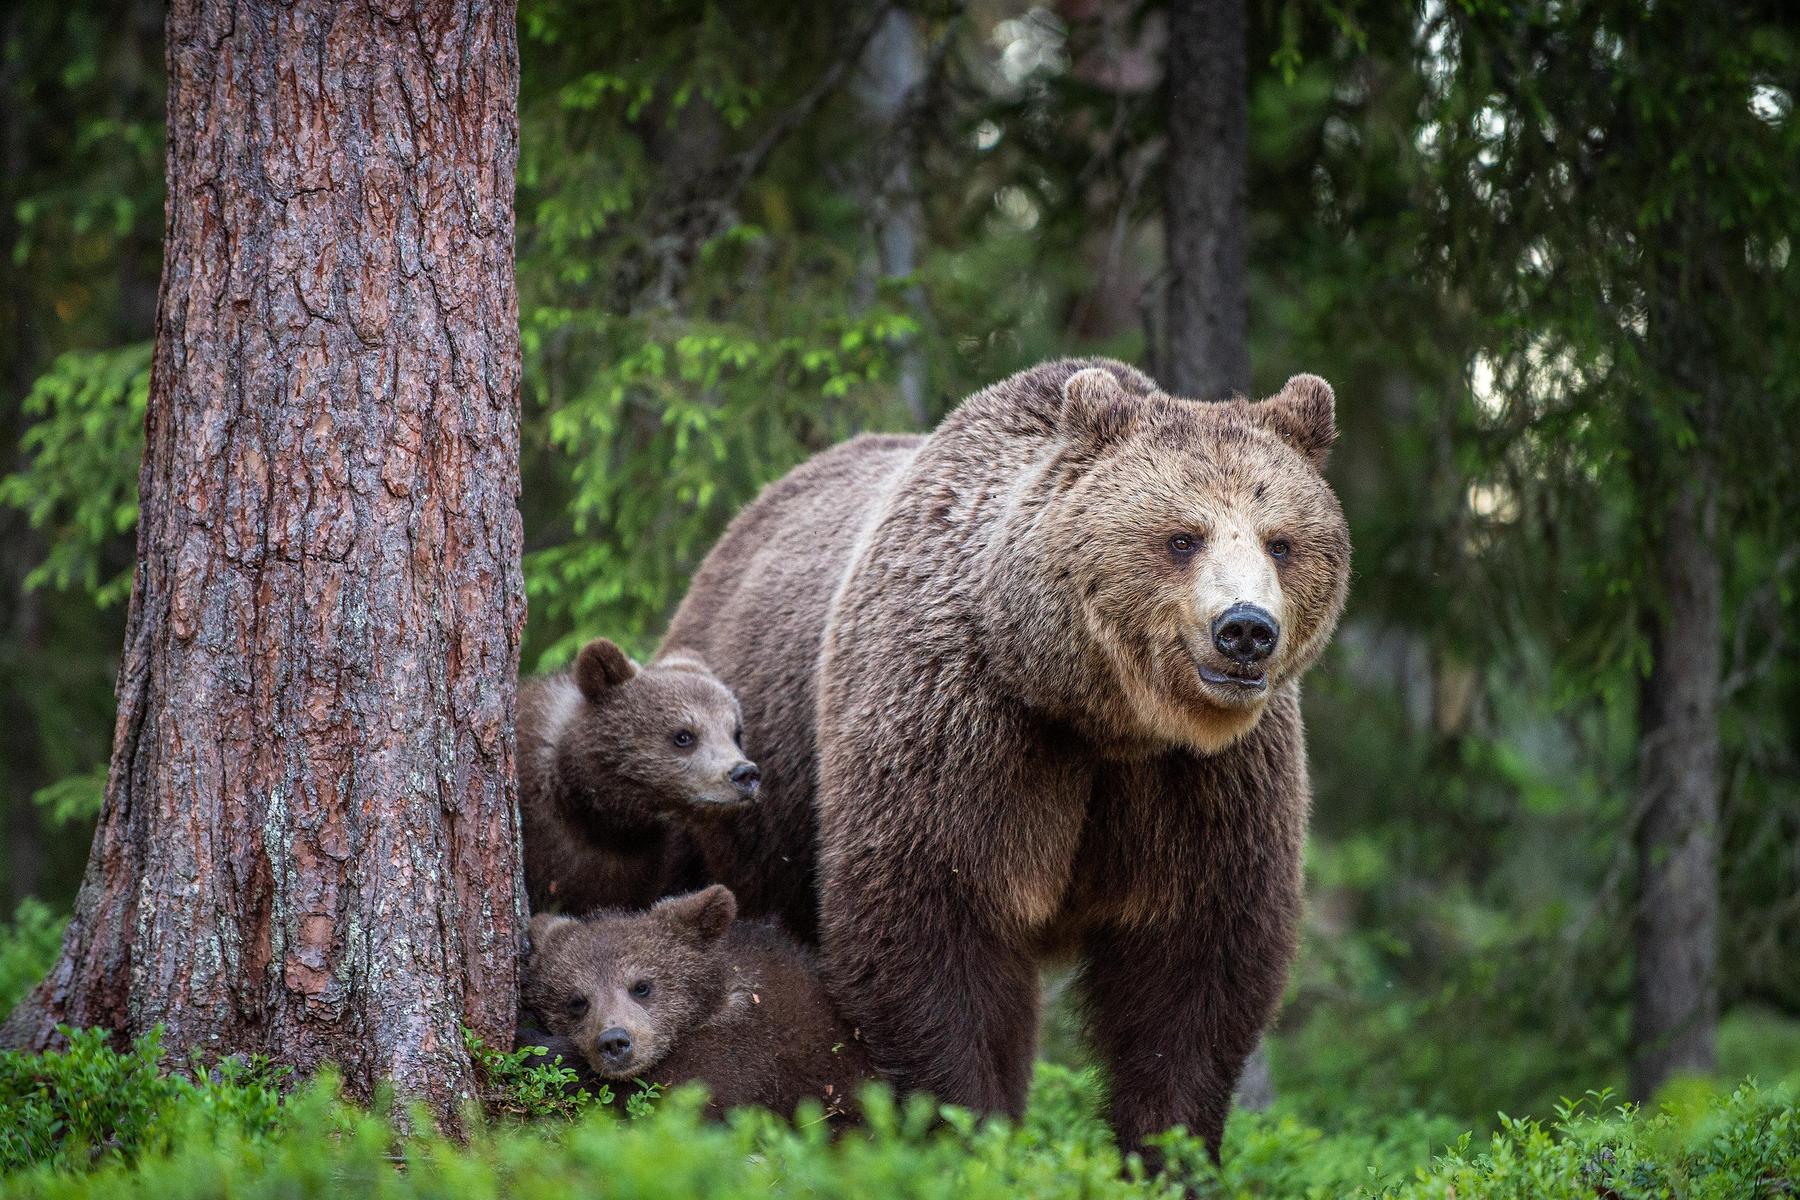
1162 0 1249 401
1 0 527 1125
1629 472 1721 1098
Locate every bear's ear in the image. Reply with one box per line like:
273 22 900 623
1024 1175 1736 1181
1060 366 1140 446
529 913 578 950
1254 374 1336 468
654 884 737 945
574 638 637 702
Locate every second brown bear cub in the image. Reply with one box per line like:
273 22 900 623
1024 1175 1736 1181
523 886 873 1120
520 638 760 914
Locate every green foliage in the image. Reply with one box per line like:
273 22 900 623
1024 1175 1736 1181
1377 1084 1799 1200
31 765 107 830
462 1025 600 1122
0 1027 287 1175
511 1 936 664
0 1042 1793 1199
0 345 150 605
520 305 916 665
0 900 67 1023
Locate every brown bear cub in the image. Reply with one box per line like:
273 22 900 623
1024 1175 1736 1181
519 638 761 914
520 885 873 1121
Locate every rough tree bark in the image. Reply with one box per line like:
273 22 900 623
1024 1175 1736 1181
1628 471 1721 1098
1 0 527 1124
1162 0 1249 401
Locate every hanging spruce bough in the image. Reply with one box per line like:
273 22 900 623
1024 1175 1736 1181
1 0 529 1127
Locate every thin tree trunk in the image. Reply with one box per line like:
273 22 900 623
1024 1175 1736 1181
852 6 930 427
1162 0 1271 1110
0 0 48 908
2 0 528 1126
1629 472 1721 1098
1162 0 1249 400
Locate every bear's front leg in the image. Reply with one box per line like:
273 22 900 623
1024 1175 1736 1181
818 861 1042 1117
1077 915 1291 1168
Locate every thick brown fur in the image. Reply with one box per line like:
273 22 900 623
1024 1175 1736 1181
657 433 927 938
521 886 873 1121
519 639 760 915
661 358 1350 1159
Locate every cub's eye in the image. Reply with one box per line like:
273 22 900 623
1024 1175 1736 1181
564 995 589 1017
671 729 695 749
1168 533 1199 559
1267 538 1292 561
629 979 653 1000
733 727 744 748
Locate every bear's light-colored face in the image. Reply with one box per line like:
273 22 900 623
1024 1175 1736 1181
1046 369 1350 753
524 886 737 1080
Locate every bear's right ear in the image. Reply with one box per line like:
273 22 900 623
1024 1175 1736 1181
1060 366 1140 446
1254 374 1337 469
528 913 578 950
654 884 737 945
574 638 637 702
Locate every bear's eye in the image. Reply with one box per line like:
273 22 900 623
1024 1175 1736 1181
733 726 744 748
564 995 589 1017
1167 533 1199 559
1267 538 1293 561
671 729 695 749
629 979 653 1000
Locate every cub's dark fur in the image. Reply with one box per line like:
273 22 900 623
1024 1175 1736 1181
521 886 873 1121
519 638 759 914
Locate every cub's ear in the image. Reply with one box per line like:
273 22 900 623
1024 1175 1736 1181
574 638 637 701
528 913 578 950
1255 374 1336 468
654 884 737 945
1060 366 1140 446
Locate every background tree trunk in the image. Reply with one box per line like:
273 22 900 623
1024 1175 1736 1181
1629 471 1721 1098
1162 0 1248 401
1161 0 1273 1111
852 6 930 427
1 0 527 1125
0 0 47 907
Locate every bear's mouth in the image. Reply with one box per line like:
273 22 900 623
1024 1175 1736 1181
690 788 757 812
1178 636 1270 703
1197 663 1267 692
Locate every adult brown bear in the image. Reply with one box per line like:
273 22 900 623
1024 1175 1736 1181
661 358 1349 1160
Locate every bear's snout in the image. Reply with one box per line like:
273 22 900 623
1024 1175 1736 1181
1211 603 1279 667
729 761 761 798
594 1025 634 1069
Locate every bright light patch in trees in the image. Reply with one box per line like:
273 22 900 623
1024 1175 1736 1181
995 186 1040 231
1749 82 1790 126
1470 354 1503 419
992 8 1067 88
1466 480 1519 523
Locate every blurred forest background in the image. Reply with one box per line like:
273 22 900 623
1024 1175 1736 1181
2 0 1798 1133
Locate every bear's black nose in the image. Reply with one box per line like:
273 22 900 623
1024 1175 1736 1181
729 761 761 795
596 1027 633 1064
1212 604 1279 665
